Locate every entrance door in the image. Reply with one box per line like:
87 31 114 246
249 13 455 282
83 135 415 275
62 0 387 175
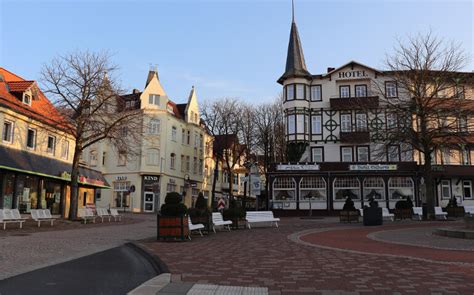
143 192 155 212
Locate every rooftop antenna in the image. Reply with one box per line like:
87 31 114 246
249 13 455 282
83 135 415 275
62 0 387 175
292 0 295 23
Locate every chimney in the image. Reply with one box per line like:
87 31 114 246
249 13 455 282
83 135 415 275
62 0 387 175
132 89 140 94
327 67 335 73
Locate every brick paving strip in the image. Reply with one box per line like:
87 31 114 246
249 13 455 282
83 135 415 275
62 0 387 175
141 218 474 294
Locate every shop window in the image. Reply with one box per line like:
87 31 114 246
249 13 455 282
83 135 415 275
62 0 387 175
26 128 36 149
355 85 367 97
114 181 130 208
166 181 177 193
2 121 14 143
300 177 326 200
310 85 322 101
440 180 451 199
388 177 414 200
363 177 384 200
1 173 15 209
273 177 296 201
339 85 350 98
463 180 472 199
333 177 360 201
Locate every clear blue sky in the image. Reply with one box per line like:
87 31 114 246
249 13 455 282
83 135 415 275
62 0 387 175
1 0 472 104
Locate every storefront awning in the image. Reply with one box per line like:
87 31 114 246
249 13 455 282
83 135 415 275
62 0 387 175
0 146 110 188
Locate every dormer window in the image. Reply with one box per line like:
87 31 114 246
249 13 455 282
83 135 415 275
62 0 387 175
23 93 32 106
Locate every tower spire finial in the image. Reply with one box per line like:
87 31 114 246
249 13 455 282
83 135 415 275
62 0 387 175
292 0 295 23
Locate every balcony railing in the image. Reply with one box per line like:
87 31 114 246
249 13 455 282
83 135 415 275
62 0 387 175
330 96 379 110
340 131 370 143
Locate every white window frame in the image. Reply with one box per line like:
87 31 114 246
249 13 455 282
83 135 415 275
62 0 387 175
296 114 306 134
146 149 160 166
170 153 176 170
273 177 296 201
90 151 98 167
296 84 305 100
299 177 326 201
311 115 322 135
149 119 160 135
148 94 160 106
2 120 14 143
440 179 451 199
310 85 322 101
171 126 177 141
340 114 352 132
388 177 414 200
22 93 32 106
287 114 295 134
463 180 472 199
118 151 127 166
385 82 397 98
341 147 353 162
333 177 360 201
47 135 56 154
312 147 324 163
355 113 367 131
286 85 294 100
357 146 369 162
363 177 385 200
340 86 350 98
355 85 367 97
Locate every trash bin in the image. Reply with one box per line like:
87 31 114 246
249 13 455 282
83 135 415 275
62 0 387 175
422 203 428 220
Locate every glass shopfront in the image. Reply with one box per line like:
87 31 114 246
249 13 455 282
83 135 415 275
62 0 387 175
16 174 40 213
1 173 15 209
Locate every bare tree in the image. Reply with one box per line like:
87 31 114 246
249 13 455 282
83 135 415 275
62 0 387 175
369 32 472 218
41 51 141 220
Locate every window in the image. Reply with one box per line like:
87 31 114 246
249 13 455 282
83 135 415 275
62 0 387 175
90 151 98 167
171 126 177 141
187 130 191 145
26 128 36 149
462 148 470 165
459 116 468 132
2 121 13 143
181 155 185 172
355 85 367 97
300 177 326 200
148 94 160 106
311 85 322 101
46 135 56 154
341 147 353 162
385 82 397 98
357 146 369 162
199 159 203 175
296 84 305 100
170 153 176 170
146 149 160 166
333 177 360 200
22 93 31 105
441 148 450 165
355 113 367 131
363 177 384 200
339 85 350 98
287 114 295 134
311 115 322 135
463 180 472 199
102 152 106 165
149 119 160 135
186 156 190 172
200 134 204 149
455 85 465 99
286 85 294 100
167 181 177 193
233 174 239 185
441 180 451 199
118 151 127 166
388 177 414 200
296 114 306 133
273 177 296 201
193 157 198 174
340 114 352 132
386 113 397 129
194 132 199 147
387 145 400 162
223 171 229 183
311 147 324 162
61 140 69 159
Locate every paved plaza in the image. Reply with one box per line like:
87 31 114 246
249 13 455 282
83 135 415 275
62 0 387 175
141 217 474 294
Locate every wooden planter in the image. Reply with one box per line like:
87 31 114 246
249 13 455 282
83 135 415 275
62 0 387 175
157 215 189 241
394 209 413 220
446 207 465 218
363 207 383 226
225 217 246 229
339 211 360 223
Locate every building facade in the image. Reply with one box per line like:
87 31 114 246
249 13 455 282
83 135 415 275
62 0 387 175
0 67 107 218
84 68 214 212
269 18 474 212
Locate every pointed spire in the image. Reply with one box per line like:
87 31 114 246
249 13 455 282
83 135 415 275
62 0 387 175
145 64 159 88
292 0 295 23
277 1 311 84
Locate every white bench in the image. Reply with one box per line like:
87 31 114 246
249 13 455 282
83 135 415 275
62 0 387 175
0 209 26 230
464 206 474 216
31 209 56 227
188 218 204 240
212 212 232 233
246 211 280 229
78 208 96 224
412 207 423 220
435 207 447 220
382 208 394 221
96 208 112 222
110 208 122 221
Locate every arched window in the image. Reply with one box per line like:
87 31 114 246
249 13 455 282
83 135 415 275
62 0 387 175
363 177 384 200
149 119 160 135
333 177 360 200
146 149 160 166
388 177 414 200
170 153 176 170
300 177 326 200
273 177 296 201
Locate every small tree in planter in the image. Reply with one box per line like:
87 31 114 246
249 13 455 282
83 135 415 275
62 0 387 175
395 196 414 219
223 198 246 229
340 197 359 223
445 197 464 217
363 197 382 226
188 192 211 232
157 192 189 241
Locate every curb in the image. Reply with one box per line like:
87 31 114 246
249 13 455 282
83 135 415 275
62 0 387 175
125 242 170 274
127 273 171 295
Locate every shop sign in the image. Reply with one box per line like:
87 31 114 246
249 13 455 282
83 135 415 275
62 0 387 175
337 70 369 79
60 171 71 180
116 176 127 180
349 164 397 171
79 175 105 186
276 164 320 171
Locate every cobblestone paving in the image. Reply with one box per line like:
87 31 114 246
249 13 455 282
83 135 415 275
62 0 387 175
141 218 474 294
0 213 156 280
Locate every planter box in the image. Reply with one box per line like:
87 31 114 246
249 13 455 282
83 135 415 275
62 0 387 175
394 208 412 220
190 215 211 234
465 216 474 229
363 207 383 226
157 215 189 241
446 207 465 218
339 211 360 223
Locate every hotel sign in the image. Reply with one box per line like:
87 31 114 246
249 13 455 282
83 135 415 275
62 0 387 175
338 70 369 79
350 164 397 171
276 164 320 171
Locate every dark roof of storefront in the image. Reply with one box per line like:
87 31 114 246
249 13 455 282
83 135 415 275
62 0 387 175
0 146 109 188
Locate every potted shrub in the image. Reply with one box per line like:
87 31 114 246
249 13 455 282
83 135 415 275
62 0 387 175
157 192 189 241
363 197 382 226
445 197 464 217
339 197 359 223
223 198 246 229
394 196 414 220
188 192 211 233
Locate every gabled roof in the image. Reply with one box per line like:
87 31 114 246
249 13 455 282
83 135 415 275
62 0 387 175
277 20 312 84
324 60 382 77
7 80 36 92
167 101 184 120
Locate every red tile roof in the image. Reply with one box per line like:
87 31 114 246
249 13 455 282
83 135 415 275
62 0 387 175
166 100 184 119
0 67 71 133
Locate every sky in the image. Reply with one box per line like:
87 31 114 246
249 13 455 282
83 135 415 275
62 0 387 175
0 0 472 104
